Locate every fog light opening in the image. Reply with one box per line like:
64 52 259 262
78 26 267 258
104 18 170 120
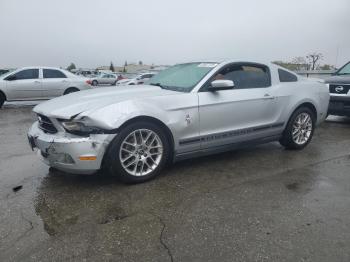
54 153 75 164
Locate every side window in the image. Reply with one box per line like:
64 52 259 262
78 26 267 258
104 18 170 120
43 69 66 79
278 69 297 82
211 63 271 89
12 69 39 80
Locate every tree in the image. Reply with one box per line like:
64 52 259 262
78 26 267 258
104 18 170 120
124 61 128 67
306 52 323 70
66 63 76 71
123 66 127 73
109 62 115 72
138 61 143 65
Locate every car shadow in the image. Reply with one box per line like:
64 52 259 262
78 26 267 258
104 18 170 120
325 115 350 125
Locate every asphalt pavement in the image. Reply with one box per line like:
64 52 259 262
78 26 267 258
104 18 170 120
0 104 350 262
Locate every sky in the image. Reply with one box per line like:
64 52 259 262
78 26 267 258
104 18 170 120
0 0 349 69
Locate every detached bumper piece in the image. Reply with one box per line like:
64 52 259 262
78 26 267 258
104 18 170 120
328 96 350 117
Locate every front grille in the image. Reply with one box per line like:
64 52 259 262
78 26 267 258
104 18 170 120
38 114 58 134
329 84 350 94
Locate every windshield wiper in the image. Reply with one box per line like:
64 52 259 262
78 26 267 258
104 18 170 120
149 83 184 92
150 83 164 88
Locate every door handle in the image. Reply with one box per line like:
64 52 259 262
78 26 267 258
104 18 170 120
263 94 275 99
62 80 68 83
34 80 40 84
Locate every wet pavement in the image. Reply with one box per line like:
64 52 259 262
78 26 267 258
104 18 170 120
0 104 350 262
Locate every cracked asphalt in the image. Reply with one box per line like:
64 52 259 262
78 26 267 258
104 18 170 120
1 103 350 262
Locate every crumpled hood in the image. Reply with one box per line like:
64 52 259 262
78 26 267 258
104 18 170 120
324 75 350 84
33 85 175 119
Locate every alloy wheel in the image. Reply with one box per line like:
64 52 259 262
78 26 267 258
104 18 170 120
119 129 163 176
292 112 313 145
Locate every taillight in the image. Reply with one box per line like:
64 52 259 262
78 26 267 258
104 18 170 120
86 80 92 85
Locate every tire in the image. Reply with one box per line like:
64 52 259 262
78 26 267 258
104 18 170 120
129 83 135 85
112 81 117 86
279 107 316 150
92 80 98 86
104 121 170 183
63 87 79 95
0 92 5 108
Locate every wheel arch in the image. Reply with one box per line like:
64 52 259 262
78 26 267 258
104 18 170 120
295 102 317 121
0 90 7 100
118 115 175 154
64 87 80 95
101 115 175 172
287 101 318 126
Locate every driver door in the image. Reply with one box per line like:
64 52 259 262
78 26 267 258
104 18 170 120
5 68 42 100
198 63 282 150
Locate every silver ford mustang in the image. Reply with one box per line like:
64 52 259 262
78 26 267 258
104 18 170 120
28 60 330 183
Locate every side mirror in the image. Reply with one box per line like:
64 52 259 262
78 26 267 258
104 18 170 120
5 74 16 81
208 80 234 91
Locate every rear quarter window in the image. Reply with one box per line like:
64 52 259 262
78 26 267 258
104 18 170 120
278 69 298 82
43 69 67 79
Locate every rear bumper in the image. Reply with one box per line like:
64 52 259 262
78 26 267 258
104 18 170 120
27 121 116 174
328 96 350 116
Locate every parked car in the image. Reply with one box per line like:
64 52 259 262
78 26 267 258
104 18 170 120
89 73 118 86
0 67 92 108
28 60 329 183
0 69 11 76
75 70 98 78
324 61 350 117
116 73 156 85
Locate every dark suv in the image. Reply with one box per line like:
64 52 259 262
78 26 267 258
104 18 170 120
0 69 10 76
325 61 350 117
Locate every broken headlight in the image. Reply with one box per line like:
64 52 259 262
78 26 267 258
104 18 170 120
60 120 102 135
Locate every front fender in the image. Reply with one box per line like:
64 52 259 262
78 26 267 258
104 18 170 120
80 100 171 131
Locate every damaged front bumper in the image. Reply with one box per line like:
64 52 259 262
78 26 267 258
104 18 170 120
27 121 116 174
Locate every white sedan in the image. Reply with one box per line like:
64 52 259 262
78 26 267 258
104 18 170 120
28 60 329 183
0 67 92 108
116 73 156 85
89 73 118 86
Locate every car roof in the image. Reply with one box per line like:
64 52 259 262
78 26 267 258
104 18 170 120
184 59 274 66
17 66 67 70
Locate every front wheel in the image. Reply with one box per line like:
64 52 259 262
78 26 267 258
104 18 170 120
105 122 170 183
279 107 316 150
0 93 5 108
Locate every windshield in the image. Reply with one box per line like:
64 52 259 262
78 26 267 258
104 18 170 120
146 62 218 92
337 62 350 75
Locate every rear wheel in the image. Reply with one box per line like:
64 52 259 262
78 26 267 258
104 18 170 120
105 122 170 183
63 87 79 95
92 80 98 86
0 92 5 108
279 107 315 150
